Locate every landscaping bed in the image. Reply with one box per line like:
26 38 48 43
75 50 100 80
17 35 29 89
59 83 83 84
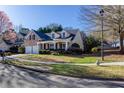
2 59 124 80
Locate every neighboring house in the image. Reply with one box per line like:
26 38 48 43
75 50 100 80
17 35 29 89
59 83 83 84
25 29 85 54
0 40 13 51
0 27 29 51
16 28 30 46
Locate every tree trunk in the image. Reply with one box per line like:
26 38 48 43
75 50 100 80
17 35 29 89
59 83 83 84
119 33 124 53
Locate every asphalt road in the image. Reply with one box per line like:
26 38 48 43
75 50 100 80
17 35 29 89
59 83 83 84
0 63 123 88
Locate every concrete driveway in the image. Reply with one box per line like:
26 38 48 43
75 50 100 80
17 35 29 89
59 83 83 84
0 63 124 88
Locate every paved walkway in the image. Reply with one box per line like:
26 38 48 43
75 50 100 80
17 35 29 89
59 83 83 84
100 62 124 66
0 63 124 88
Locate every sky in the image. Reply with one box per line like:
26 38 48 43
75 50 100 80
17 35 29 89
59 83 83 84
0 5 84 31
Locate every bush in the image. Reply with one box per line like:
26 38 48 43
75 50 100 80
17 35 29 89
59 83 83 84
84 35 101 53
68 48 83 55
51 51 60 55
39 50 51 54
50 49 83 55
9 46 18 53
91 47 100 53
18 46 25 54
4 52 12 56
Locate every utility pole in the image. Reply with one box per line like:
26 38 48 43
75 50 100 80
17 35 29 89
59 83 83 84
100 9 104 61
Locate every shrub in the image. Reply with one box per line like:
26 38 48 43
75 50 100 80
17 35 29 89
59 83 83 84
51 50 71 55
39 50 51 54
51 51 60 55
50 49 83 55
68 48 83 55
9 46 18 53
84 35 101 53
18 46 25 54
91 47 100 53
4 52 12 56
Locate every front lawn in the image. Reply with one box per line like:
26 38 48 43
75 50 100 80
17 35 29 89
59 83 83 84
18 54 98 64
104 54 124 62
51 64 124 79
3 60 124 80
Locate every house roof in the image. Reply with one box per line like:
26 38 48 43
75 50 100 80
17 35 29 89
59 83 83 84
45 30 79 41
4 40 14 45
65 29 79 35
0 39 13 46
19 32 27 36
29 29 82 41
55 33 75 40
33 31 52 41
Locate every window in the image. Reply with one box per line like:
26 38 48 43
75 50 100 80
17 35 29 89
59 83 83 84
50 44 54 49
62 44 65 49
40 44 42 49
52 33 55 39
29 35 31 40
32 34 35 40
62 32 65 38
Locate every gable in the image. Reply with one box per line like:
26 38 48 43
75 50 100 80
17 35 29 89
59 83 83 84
25 31 42 40
71 31 84 50
50 31 60 39
60 30 69 38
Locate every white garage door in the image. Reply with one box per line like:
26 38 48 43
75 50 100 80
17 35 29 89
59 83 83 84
32 45 39 54
25 45 39 54
25 46 32 54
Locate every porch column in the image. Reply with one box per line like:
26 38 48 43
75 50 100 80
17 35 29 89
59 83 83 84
42 43 44 50
65 42 68 50
53 42 56 50
46 44 48 49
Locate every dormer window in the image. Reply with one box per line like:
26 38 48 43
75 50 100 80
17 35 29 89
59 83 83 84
62 32 65 38
52 33 55 39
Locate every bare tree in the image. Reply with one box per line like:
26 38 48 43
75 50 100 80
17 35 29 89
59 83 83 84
80 5 124 53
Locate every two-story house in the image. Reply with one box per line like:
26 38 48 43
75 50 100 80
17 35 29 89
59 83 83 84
24 29 85 54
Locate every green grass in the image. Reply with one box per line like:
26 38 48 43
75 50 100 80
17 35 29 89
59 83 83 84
3 60 124 80
50 64 124 79
18 54 98 64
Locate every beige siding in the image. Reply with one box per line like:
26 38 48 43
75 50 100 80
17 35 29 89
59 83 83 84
51 31 60 39
70 31 84 50
24 31 41 46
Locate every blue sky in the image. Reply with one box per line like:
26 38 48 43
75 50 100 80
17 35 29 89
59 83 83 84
0 5 84 31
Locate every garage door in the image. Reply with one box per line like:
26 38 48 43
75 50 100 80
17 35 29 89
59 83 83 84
25 46 39 54
32 45 39 54
25 46 32 54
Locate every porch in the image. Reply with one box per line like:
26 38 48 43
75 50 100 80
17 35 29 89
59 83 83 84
37 40 70 50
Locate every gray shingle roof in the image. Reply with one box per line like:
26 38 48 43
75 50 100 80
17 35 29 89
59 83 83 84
65 29 79 35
